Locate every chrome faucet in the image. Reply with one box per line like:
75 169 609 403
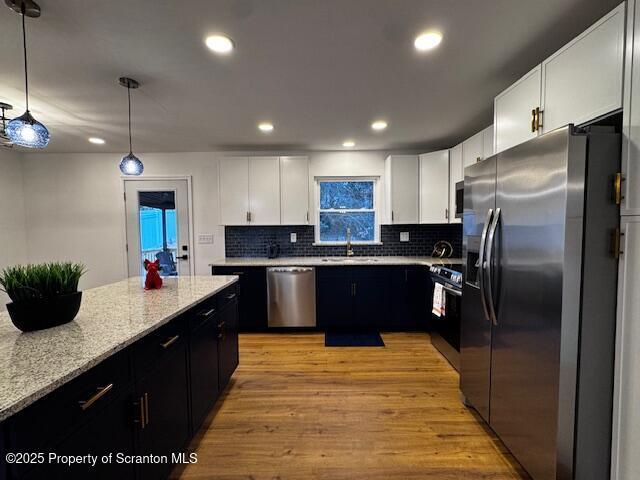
346 228 354 257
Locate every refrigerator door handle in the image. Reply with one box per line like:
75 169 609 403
478 208 494 323
485 207 501 326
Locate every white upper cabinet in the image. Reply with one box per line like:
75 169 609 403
448 144 463 224
541 3 625 134
218 156 249 226
482 125 494 159
622 0 640 215
494 65 542 154
385 155 420 224
248 156 281 225
280 156 309 225
420 149 450 224
463 131 484 169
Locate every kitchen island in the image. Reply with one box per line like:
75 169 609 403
0 275 239 480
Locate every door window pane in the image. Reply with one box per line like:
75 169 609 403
138 191 178 277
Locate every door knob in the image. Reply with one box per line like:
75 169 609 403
179 254 188 260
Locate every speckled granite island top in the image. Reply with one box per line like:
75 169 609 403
210 256 463 267
0 275 237 422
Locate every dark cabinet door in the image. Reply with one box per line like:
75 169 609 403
213 267 267 331
136 345 190 480
352 270 390 330
389 266 427 330
20 391 137 480
217 299 239 391
189 310 220 432
316 268 353 330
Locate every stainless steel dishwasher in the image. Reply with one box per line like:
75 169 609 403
267 267 316 327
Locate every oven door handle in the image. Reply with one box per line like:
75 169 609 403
478 208 494 323
441 284 462 297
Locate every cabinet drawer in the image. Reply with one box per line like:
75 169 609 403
5 349 131 460
133 316 187 377
217 283 239 310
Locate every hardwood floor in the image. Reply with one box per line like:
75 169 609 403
175 333 529 480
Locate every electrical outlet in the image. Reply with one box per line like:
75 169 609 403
197 233 214 244
290 233 297 243
400 232 410 242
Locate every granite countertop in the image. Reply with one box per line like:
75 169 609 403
210 256 464 267
0 275 238 422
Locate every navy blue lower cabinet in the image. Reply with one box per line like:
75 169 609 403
135 333 191 480
212 266 267 331
389 266 428 331
188 306 220 433
217 298 240 391
316 267 391 330
316 269 353 330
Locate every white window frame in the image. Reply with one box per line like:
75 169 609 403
314 176 382 245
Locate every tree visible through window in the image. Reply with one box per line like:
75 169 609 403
317 180 377 242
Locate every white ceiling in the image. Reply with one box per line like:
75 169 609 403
0 0 622 153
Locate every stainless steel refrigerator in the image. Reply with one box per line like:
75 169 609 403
460 125 620 480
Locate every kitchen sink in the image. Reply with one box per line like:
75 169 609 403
320 257 380 263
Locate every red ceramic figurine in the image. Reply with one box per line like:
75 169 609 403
144 259 163 290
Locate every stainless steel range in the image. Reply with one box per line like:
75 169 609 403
429 264 462 371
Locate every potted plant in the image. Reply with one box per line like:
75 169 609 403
0 262 86 332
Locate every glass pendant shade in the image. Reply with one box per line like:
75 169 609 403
5 110 49 148
119 152 144 176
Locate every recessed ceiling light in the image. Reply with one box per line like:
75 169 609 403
258 122 274 133
371 120 388 131
205 35 234 54
414 31 442 51
88 137 105 145
343 140 356 148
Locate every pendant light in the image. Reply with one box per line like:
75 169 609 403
5 0 50 148
118 77 144 176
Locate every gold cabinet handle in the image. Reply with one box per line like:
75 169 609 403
531 109 537 133
136 396 145 429
144 393 150 426
535 107 542 132
160 335 180 349
614 172 624 205
78 383 114 411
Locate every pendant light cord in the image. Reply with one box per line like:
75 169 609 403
21 3 29 112
127 86 133 153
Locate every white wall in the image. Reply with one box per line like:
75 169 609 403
0 148 27 307
16 149 399 291
21 152 225 291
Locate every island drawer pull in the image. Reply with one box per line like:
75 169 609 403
136 396 145 429
160 335 180 349
199 308 216 317
79 383 114 410
144 393 150 425
225 293 237 300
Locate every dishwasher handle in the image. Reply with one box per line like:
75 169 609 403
267 267 314 274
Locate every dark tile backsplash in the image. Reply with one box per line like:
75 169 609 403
225 224 462 258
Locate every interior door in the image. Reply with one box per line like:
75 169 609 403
124 179 191 278
490 128 579 480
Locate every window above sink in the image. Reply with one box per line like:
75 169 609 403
314 177 381 245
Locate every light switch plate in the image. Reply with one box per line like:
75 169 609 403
290 233 297 243
197 233 214 244
400 232 410 242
